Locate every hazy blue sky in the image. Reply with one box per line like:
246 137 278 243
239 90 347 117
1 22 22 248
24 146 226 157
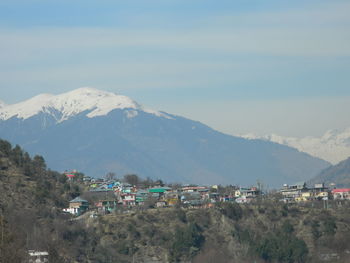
0 0 349 137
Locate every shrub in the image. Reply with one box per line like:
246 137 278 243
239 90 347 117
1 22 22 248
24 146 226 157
322 216 337 236
256 234 308 262
218 202 242 221
170 222 204 261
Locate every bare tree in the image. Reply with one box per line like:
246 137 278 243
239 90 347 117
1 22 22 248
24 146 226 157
105 172 117 181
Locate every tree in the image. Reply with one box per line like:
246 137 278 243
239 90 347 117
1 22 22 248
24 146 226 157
123 174 140 186
11 145 24 166
171 222 204 261
105 172 117 181
322 216 337 236
255 224 308 263
141 177 154 188
154 179 164 187
218 202 242 221
0 140 12 156
33 155 47 172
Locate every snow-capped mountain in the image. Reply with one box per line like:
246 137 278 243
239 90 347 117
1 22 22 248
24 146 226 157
0 100 6 109
241 129 350 165
0 87 170 122
0 88 330 187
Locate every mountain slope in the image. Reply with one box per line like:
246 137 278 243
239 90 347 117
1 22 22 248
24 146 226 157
0 88 330 188
308 157 350 188
1 139 350 263
241 129 350 165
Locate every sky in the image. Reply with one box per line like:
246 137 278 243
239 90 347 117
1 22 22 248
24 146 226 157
0 0 349 137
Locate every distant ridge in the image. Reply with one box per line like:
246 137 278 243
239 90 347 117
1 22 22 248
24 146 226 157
0 88 330 187
308 157 350 188
241 128 350 165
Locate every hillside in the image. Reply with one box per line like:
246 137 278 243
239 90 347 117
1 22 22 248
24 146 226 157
0 139 350 262
308 157 350 188
0 88 330 188
84 202 350 263
0 139 84 262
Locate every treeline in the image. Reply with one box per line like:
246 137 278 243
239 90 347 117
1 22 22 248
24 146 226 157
104 172 167 188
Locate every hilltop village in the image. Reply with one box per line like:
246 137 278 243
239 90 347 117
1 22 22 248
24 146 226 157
62 171 350 217
1 140 350 263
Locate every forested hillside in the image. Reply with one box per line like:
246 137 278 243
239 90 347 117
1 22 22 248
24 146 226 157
0 139 350 263
0 139 84 262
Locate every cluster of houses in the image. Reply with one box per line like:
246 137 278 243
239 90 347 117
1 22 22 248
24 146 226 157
280 182 350 203
63 174 262 216
62 171 350 216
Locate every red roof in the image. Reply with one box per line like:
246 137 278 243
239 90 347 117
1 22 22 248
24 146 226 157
66 174 75 178
332 188 350 193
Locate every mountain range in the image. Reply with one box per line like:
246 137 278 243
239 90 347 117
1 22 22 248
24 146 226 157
0 88 330 187
241 129 350 165
308 157 350 188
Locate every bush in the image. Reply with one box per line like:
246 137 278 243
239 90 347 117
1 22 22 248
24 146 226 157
255 223 308 263
256 234 308 262
311 220 321 240
170 222 204 261
175 208 187 223
218 202 242 221
322 216 337 236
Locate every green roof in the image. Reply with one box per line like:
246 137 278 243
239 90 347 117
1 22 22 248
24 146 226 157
148 187 170 193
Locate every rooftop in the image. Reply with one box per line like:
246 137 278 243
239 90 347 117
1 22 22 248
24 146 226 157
70 196 88 203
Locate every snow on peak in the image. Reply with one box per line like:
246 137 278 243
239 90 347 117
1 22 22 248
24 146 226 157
0 93 54 120
49 87 141 121
0 100 6 109
239 128 350 165
0 87 171 122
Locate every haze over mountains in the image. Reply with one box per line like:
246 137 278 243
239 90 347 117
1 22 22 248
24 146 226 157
0 88 330 187
241 129 350 165
308 157 350 188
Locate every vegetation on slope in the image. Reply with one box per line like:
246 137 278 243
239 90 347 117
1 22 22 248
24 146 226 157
0 139 350 263
82 201 350 263
0 139 84 262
